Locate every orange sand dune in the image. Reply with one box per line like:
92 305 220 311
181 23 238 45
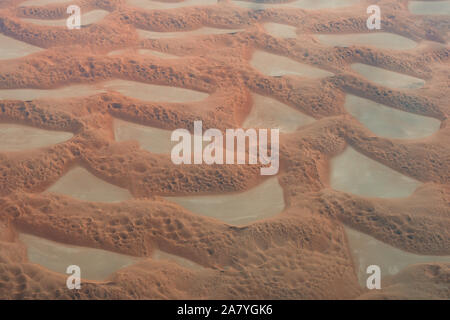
0 0 448 299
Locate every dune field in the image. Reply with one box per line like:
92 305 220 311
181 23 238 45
0 0 448 300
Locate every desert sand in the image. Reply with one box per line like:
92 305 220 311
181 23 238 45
0 0 448 299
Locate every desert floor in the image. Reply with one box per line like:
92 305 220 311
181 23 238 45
0 0 448 299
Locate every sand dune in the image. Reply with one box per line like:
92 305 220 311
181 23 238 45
0 0 448 300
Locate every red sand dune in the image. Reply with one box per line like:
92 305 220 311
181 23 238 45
0 0 448 299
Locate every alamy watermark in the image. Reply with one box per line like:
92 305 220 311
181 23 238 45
171 121 279 176
66 265 81 290
366 265 381 289
367 5 381 30
66 5 81 30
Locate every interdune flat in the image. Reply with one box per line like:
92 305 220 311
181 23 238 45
345 226 450 286
344 95 440 139
243 93 315 132
232 0 360 10
351 63 425 89
264 22 298 39
137 27 244 39
0 84 105 101
409 1 450 15
19 233 138 281
316 33 418 50
251 50 333 78
114 118 174 154
0 124 73 152
330 147 421 198
138 49 179 58
127 0 218 10
0 34 43 60
103 80 209 103
20 0 72 6
165 177 285 225
21 10 110 27
46 166 133 203
108 49 179 58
